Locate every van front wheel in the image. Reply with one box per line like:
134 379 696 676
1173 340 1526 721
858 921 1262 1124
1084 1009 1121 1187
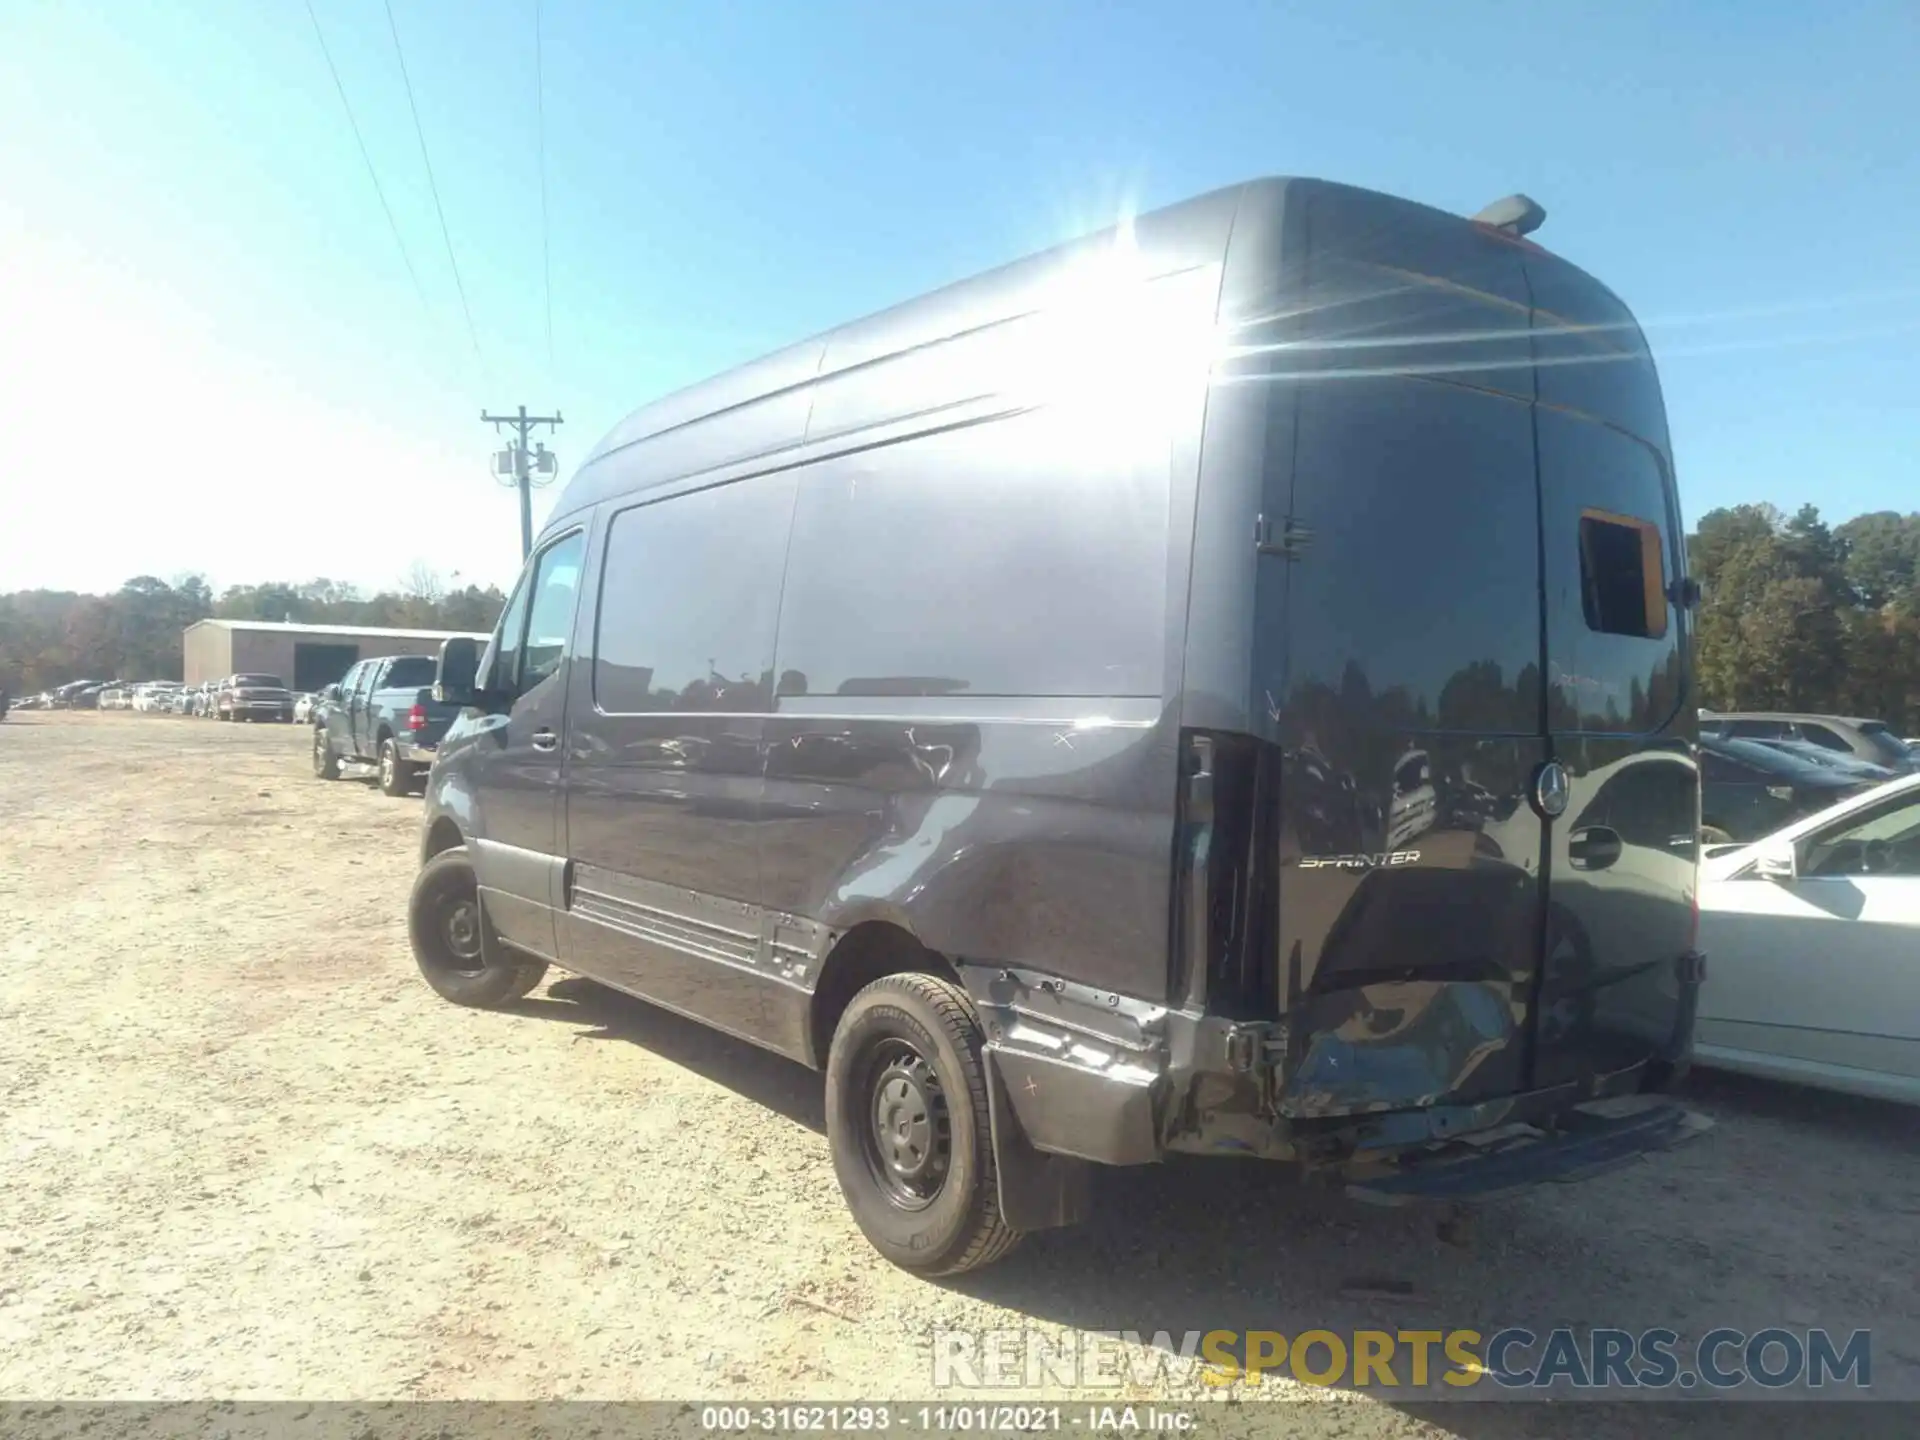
825 972 1020 1276
407 848 547 1008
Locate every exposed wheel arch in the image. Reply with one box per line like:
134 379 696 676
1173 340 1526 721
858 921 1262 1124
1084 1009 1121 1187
423 817 465 862
807 920 959 1071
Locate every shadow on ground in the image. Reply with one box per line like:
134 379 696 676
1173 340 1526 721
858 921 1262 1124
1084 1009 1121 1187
513 975 826 1132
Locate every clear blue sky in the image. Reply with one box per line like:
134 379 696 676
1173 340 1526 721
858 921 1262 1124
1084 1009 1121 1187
2 0 1916 596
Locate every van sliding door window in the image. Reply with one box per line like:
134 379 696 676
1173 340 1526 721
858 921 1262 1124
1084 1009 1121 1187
592 474 794 714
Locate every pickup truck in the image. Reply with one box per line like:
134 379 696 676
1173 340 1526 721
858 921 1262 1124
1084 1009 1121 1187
311 654 462 796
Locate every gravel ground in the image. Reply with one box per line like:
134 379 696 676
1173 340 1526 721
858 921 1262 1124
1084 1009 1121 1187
2 711 1917 1438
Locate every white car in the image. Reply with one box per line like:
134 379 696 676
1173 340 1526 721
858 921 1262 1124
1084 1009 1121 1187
132 683 183 713
1695 772 1920 1104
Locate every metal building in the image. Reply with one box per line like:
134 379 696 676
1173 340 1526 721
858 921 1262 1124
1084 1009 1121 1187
181 621 491 691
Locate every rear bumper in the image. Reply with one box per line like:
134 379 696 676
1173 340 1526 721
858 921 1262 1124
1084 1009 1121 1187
397 739 438 766
1337 1095 1710 1203
967 961 1705 1195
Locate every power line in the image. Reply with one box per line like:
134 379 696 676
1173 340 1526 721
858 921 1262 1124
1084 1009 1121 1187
383 0 482 357
536 0 554 370
302 0 432 320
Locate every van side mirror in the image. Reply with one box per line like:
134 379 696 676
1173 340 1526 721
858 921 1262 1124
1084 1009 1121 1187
1753 838 1798 883
435 636 481 706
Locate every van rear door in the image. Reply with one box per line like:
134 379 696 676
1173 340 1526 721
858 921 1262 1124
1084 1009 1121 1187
1524 248 1698 1087
1266 185 1548 1115
1261 183 1695 1120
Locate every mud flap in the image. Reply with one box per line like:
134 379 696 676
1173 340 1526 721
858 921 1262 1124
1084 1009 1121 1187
984 1052 1091 1233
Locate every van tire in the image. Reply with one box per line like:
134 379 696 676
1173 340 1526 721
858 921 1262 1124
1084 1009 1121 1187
313 727 341 780
825 972 1021 1276
1701 823 1734 844
378 738 415 797
408 848 548 1008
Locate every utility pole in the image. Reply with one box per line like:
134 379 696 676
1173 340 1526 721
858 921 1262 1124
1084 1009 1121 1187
482 406 564 559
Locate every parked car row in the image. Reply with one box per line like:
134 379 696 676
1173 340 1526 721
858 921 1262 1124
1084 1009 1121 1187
1700 709 1918 774
49 675 303 721
1697 710 1917 844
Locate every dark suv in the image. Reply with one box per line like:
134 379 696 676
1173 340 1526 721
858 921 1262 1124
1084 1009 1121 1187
1698 733 1874 841
1702 712 1917 776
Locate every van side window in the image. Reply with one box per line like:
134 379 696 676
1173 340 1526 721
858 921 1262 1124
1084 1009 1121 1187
485 532 583 700
1796 723 1849 752
1579 508 1667 639
593 476 793 713
773 410 1166 699
519 533 587 693
484 574 532 694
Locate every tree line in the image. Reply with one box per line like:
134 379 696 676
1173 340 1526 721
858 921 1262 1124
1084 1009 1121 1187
1690 505 1920 730
3 504 1917 726
0 572 508 693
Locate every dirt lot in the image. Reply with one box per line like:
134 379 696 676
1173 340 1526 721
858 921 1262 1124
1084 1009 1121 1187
2 710 1917 1434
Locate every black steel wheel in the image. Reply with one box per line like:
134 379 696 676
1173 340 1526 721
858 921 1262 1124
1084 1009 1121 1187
856 1037 953 1210
407 848 547 1008
825 971 1020 1275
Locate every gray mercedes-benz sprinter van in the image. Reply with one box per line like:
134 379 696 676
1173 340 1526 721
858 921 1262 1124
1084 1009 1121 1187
410 177 1706 1275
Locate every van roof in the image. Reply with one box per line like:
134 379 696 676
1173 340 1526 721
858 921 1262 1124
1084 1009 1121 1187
552 177 1631 529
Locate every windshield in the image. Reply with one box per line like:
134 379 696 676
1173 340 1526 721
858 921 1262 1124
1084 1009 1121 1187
1702 734 1843 783
1759 740 1886 776
233 674 285 687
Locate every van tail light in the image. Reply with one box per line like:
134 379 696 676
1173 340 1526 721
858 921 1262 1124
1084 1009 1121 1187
407 704 427 732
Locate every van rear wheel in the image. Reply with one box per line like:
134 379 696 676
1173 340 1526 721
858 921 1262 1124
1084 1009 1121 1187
824 973 1020 1276
407 848 547 1008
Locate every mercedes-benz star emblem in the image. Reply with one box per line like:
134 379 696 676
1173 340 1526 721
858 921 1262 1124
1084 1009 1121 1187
1533 761 1571 819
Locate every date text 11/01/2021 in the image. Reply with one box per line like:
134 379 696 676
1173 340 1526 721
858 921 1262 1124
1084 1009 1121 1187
699 1408 1190 1433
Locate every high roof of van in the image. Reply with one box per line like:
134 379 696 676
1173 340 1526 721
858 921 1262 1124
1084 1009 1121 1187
553 176 1647 527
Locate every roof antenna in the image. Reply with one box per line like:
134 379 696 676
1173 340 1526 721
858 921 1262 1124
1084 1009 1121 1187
1473 194 1546 237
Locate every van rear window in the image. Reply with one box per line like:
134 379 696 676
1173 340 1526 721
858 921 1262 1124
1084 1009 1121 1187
1579 509 1667 639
